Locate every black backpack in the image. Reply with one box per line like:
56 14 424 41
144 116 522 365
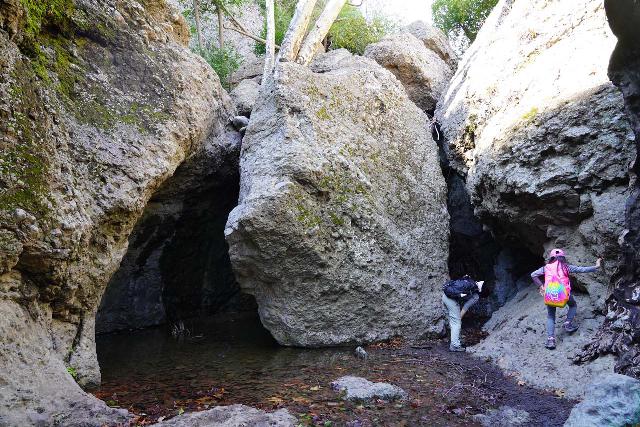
443 277 478 301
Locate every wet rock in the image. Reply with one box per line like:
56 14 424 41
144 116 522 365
225 50 450 346
0 0 235 424
472 405 530 427
331 376 407 402
470 286 615 399
404 20 457 69
155 404 296 426
231 78 261 117
365 33 453 114
564 374 640 427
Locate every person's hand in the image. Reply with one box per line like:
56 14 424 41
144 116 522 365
539 285 545 296
596 258 602 269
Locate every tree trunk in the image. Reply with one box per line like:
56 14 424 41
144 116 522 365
296 0 346 65
277 0 318 62
263 0 276 79
217 4 224 49
193 0 204 50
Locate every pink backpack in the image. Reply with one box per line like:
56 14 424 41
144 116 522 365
544 261 571 308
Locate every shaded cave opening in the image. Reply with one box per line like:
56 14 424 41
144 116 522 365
434 132 545 323
95 143 272 350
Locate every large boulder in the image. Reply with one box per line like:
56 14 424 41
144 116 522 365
225 51 450 347
439 0 635 396
365 33 453 114
0 0 235 424
404 20 458 69
564 373 640 427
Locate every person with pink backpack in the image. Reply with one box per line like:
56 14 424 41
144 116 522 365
530 248 602 350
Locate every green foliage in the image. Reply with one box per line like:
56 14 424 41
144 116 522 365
20 0 75 41
328 5 392 55
66 366 78 380
432 0 498 42
194 45 242 89
254 2 392 56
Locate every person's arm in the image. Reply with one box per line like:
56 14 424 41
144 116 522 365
531 266 544 288
460 294 479 318
568 258 602 273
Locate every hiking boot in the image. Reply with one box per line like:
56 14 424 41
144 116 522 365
545 337 556 350
564 321 579 333
449 344 466 352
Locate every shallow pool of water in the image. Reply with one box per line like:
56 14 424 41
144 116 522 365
95 314 571 426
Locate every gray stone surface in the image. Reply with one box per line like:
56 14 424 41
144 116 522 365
331 376 407 402
472 406 530 427
576 0 640 378
156 405 296 426
231 78 261 116
564 374 640 427
225 50 450 346
470 286 616 399
365 33 453 113
436 1 634 309
405 20 458 69
437 0 635 394
0 0 235 424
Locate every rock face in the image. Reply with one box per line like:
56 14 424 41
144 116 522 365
436 0 634 310
404 20 458 70
155 404 296 427
365 33 454 114
230 77 260 117
470 286 615 398
331 376 407 402
0 0 236 424
564 374 640 427
437 0 635 391
576 0 640 379
225 51 450 347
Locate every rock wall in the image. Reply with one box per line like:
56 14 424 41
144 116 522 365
436 0 634 308
0 0 235 424
225 50 450 347
435 0 635 396
96 131 247 334
577 0 640 378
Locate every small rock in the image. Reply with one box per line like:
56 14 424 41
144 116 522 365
564 373 640 427
355 346 368 360
231 115 250 130
472 406 530 427
331 376 407 402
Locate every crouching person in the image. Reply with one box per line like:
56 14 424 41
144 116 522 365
442 276 484 352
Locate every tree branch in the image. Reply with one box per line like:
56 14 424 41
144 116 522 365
222 25 281 49
277 0 318 62
296 0 347 65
